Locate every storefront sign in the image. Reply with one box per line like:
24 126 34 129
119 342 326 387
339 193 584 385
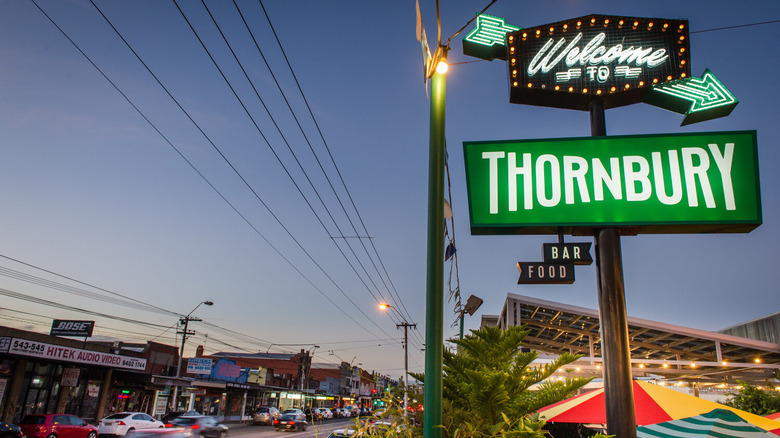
187 357 213 375
7 337 147 371
216 362 240 379
62 367 80 387
87 381 100 397
463 131 761 234
0 378 7 406
506 14 690 110
50 320 94 337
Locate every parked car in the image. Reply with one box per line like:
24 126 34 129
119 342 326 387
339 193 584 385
160 412 200 425
316 408 333 420
124 430 196 438
302 408 320 421
98 412 165 436
18 414 98 438
272 414 307 432
281 409 303 417
252 407 280 425
166 416 227 438
0 422 22 438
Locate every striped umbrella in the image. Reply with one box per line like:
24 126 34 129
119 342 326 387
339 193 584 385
637 408 776 437
537 380 780 435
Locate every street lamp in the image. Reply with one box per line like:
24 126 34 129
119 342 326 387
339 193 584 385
424 49 448 438
379 303 417 417
172 300 213 411
458 295 483 339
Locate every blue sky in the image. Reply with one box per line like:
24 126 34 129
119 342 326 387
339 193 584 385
0 0 778 378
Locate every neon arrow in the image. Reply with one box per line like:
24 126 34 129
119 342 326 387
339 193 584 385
643 69 738 126
462 14 521 61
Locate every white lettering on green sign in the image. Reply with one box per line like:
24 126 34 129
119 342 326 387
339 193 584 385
481 143 735 212
463 131 760 234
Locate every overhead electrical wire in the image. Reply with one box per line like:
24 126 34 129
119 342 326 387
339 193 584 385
29 0 392 343
252 0 420 330
86 0 400 343
182 0 406 332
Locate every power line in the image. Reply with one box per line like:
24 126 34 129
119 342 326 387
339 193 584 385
30 0 394 342
87 0 397 341
691 19 780 34
185 0 406 331
254 0 419 327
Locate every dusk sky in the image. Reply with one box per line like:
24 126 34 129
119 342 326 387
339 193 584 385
0 0 778 379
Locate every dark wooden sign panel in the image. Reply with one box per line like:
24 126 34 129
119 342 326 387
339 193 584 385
517 262 575 284
543 243 593 265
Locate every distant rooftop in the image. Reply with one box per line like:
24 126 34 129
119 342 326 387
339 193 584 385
211 351 295 360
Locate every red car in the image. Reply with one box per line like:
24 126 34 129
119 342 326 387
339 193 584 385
18 414 98 438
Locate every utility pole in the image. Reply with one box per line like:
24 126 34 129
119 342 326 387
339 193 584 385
172 315 200 410
171 301 213 412
397 322 417 417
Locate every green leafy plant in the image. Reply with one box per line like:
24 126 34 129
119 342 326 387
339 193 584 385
413 324 592 438
722 380 780 415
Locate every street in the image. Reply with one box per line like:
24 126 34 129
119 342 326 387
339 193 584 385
227 418 356 438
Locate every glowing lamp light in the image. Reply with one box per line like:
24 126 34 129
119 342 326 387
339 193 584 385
722 361 728 366
435 61 448 75
662 363 669 368
378 303 390 310
755 358 761 363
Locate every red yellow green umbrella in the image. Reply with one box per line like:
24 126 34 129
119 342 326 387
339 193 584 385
537 380 780 435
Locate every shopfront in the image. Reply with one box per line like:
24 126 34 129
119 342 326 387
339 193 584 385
0 328 146 424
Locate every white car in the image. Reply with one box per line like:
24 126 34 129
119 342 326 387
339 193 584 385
316 408 333 419
98 412 165 436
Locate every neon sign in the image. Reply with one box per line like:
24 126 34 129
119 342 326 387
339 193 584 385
643 69 739 125
506 14 690 110
463 131 761 235
462 14 520 61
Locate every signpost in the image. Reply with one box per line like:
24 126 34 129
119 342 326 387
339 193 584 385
516 262 575 284
460 12 757 438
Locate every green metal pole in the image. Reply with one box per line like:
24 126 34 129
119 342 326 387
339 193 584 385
424 62 446 438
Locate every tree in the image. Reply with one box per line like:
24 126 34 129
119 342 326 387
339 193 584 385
723 381 780 415
431 324 593 438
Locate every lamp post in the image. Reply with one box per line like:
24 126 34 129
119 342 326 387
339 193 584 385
424 51 448 438
378 303 417 417
171 300 213 411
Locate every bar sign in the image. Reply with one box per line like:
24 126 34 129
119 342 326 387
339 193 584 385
543 243 593 265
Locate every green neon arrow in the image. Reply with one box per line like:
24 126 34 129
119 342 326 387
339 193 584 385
643 69 738 126
462 14 521 61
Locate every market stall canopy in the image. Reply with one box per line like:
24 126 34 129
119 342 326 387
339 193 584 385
638 408 777 437
537 380 780 434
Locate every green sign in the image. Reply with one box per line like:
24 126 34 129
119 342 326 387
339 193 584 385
462 14 520 61
643 69 738 126
463 131 761 235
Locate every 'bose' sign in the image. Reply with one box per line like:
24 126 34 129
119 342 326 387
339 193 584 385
51 320 95 337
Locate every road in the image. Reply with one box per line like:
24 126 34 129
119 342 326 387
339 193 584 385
227 418 357 438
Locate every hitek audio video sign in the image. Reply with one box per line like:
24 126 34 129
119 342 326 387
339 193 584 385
463 131 761 235
506 14 690 110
